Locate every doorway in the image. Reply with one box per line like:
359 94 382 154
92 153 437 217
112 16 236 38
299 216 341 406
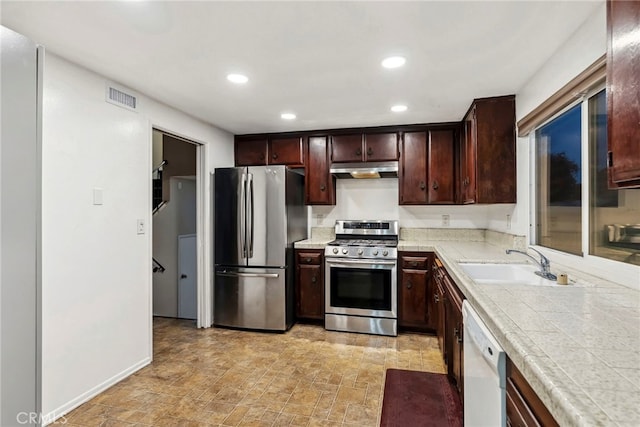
152 129 199 321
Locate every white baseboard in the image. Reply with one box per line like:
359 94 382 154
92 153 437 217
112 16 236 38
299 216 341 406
43 357 151 426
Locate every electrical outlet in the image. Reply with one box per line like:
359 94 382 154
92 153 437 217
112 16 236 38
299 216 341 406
506 214 512 230
137 219 145 235
442 214 450 227
316 213 325 225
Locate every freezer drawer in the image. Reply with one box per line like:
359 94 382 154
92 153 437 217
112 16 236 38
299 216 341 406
214 267 290 331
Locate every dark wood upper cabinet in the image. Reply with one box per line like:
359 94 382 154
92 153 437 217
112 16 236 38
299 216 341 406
428 129 456 204
268 137 304 166
331 134 363 163
399 131 428 204
236 136 304 167
400 129 457 205
235 136 268 166
364 132 399 162
306 136 336 205
331 132 399 163
607 0 640 188
460 95 516 204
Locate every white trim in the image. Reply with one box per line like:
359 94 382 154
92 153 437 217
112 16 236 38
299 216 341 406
150 125 213 329
42 357 151 426
580 93 590 256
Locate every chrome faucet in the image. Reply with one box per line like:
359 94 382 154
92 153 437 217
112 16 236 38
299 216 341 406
505 247 557 281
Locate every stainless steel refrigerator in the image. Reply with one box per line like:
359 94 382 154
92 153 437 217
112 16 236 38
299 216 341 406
213 165 307 331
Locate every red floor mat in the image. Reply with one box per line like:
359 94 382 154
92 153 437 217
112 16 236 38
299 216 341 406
380 369 463 427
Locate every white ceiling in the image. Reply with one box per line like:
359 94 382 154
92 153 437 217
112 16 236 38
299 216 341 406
1 1 602 135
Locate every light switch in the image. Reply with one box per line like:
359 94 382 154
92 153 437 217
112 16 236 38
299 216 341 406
93 188 103 205
137 219 145 235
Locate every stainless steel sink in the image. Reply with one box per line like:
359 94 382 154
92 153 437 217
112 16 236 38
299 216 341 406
459 263 560 286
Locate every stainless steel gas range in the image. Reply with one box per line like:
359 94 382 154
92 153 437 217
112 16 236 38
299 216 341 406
324 220 398 336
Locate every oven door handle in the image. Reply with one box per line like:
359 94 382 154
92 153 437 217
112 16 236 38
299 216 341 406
326 259 397 267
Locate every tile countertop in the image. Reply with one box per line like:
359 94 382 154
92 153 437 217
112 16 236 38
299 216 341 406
294 232 640 426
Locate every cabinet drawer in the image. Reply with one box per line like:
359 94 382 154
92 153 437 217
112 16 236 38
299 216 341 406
401 256 429 270
297 252 322 265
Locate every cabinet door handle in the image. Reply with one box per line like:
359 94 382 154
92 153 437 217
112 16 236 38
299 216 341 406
320 184 326 191
305 257 311 263
434 293 439 303
406 282 412 289
432 180 439 190
419 181 426 190
356 148 362 156
410 261 418 267
367 147 373 156
272 153 278 160
311 276 317 284
259 153 265 160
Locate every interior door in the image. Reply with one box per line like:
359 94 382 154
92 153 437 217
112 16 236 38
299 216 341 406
178 234 197 319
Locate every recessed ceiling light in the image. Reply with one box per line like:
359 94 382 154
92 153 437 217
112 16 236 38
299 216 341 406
281 113 296 120
227 74 248 84
382 56 406 69
391 105 408 112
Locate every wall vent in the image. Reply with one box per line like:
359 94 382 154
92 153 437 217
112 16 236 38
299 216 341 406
105 83 138 112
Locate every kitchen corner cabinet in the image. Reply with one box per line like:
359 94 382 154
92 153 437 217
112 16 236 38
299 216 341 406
460 95 516 204
506 357 559 427
399 129 456 205
398 252 434 331
235 136 304 167
606 0 640 188
331 132 398 163
434 256 465 396
305 136 336 205
295 249 324 321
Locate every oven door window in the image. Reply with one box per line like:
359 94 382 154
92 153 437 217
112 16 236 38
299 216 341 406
330 267 391 311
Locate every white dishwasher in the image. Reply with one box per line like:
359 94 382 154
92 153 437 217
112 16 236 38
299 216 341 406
462 300 506 427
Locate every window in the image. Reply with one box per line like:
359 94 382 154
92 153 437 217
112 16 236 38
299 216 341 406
588 90 640 266
534 88 640 267
535 103 582 256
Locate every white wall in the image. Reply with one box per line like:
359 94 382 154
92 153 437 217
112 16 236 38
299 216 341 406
153 177 197 318
311 179 497 230
41 52 233 420
484 3 607 237
1 26 39 426
506 4 639 289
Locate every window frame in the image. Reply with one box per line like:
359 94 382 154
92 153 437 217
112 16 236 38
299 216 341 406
529 83 640 290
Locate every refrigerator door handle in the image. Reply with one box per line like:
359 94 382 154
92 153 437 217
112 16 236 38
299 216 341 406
240 172 247 258
218 271 280 279
248 172 254 258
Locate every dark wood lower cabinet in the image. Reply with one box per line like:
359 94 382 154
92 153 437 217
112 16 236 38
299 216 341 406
433 256 465 399
507 357 558 427
295 249 324 321
398 253 433 331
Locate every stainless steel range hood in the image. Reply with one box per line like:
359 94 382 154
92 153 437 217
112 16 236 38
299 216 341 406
329 161 398 179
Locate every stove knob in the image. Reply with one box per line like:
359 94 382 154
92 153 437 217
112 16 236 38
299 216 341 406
372 250 379 256
382 250 389 256
357 249 364 256
333 248 339 254
342 248 348 255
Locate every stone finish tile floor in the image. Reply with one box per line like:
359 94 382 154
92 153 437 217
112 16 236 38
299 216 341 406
61 317 446 426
